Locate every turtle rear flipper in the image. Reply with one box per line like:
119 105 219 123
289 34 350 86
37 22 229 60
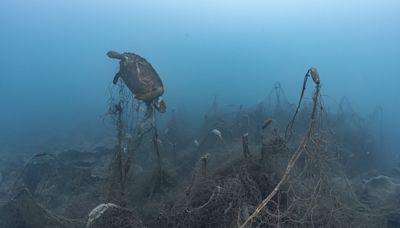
107 50 125 60
153 98 166 113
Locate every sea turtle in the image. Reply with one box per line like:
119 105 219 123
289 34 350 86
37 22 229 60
107 50 166 118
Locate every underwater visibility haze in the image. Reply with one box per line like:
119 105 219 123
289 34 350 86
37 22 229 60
1 0 400 227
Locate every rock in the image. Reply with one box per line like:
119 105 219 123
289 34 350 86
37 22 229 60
362 175 400 208
0 187 84 228
12 153 104 219
57 150 97 167
86 203 145 228
14 153 60 193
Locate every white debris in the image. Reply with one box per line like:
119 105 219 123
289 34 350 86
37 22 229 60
194 139 200 147
87 203 119 227
201 153 210 161
211 129 223 139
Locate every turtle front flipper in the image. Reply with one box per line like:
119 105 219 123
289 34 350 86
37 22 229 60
113 72 122 84
107 50 125 61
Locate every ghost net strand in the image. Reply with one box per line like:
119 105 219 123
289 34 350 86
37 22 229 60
106 81 154 206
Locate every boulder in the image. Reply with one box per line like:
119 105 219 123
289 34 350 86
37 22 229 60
86 203 145 228
12 153 104 219
0 188 84 228
361 175 400 208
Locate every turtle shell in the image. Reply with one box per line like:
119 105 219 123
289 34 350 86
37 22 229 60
117 52 164 102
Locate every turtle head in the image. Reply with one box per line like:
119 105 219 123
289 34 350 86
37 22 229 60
107 50 126 61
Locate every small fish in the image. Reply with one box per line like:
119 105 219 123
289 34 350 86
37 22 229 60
262 119 273 130
211 129 223 139
194 139 200 147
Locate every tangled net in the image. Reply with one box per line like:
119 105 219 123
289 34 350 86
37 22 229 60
101 67 397 228
106 80 163 206
146 67 391 228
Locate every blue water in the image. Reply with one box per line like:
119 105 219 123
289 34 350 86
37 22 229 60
0 0 399 158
